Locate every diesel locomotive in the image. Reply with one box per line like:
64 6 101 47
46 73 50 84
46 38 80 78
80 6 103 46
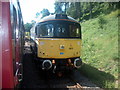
30 14 82 72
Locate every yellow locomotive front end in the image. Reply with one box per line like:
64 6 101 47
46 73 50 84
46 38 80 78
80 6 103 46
37 38 81 59
30 14 82 71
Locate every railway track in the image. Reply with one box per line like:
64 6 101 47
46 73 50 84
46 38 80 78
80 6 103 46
67 74 83 89
23 41 83 88
37 70 83 89
22 41 102 89
67 81 83 89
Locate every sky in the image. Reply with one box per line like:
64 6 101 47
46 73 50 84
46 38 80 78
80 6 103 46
19 0 55 24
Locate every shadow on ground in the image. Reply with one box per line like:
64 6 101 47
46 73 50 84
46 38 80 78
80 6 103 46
20 54 77 88
20 52 115 88
79 63 115 88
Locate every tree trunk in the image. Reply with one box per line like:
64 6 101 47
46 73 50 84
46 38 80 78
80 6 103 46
90 2 92 19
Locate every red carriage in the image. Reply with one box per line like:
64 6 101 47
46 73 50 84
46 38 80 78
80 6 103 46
0 0 24 88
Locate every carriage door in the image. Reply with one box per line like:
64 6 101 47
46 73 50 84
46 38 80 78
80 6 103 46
10 4 22 87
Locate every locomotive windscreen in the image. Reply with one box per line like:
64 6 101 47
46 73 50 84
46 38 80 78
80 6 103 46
36 21 81 38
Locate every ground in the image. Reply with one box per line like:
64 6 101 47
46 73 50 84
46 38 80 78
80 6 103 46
20 41 103 89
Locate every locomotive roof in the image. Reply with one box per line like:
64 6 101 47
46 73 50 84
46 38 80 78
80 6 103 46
36 14 79 24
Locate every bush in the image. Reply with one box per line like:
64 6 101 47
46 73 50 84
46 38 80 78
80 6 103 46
98 15 107 29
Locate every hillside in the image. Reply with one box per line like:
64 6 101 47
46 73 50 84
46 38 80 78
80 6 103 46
79 10 119 88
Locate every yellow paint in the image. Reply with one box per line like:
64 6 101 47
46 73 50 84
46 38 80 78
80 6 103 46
36 38 81 59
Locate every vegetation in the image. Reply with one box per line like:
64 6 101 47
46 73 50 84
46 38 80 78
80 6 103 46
24 9 50 32
24 23 32 32
54 2 65 14
54 2 119 88
54 2 119 21
24 2 119 88
79 10 119 88
36 8 50 19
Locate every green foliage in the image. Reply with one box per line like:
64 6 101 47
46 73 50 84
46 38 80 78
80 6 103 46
40 9 50 18
35 8 50 19
55 2 119 21
54 2 64 14
80 10 119 88
31 20 36 24
24 23 33 32
24 20 36 32
79 63 115 88
35 12 40 18
98 15 107 29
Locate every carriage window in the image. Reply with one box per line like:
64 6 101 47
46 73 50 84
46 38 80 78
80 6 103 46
10 5 17 76
11 6 17 39
37 24 54 37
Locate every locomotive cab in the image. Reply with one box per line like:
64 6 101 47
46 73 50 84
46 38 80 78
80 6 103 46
30 14 82 71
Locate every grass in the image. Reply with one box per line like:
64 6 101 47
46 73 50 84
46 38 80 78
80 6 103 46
79 10 119 88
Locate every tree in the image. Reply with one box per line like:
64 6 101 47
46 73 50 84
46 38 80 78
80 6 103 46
35 12 40 18
54 2 70 14
66 2 83 20
40 9 50 18
54 2 63 14
31 20 36 24
24 23 32 32
67 3 78 19
35 9 50 19
75 2 82 21
89 2 92 19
